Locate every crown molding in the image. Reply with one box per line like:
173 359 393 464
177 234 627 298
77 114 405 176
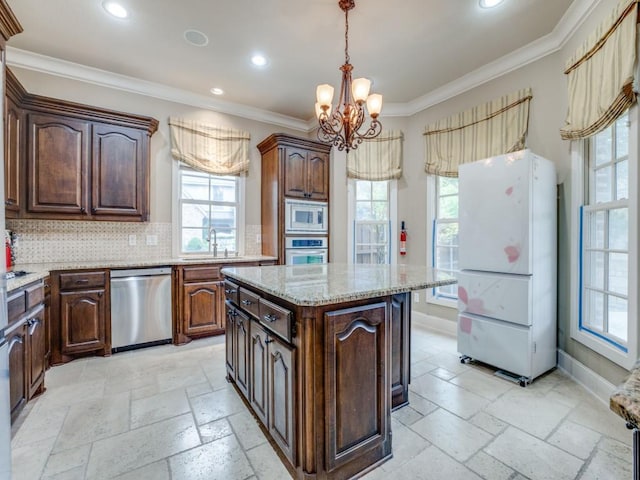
6 47 309 132
8 0 600 129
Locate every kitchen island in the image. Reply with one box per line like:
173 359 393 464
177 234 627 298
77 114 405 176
221 263 455 480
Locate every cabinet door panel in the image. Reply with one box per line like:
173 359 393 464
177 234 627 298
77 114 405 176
235 310 250 400
250 322 269 425
182 281 224 337
92 125 145 217
27 114 89 214
60 289 107 354
283 148 307 198
5 97 22 214
324 302 388 471
307 152 329 201
391 293 410 409
27 306 46 399
268 338 295 463
225 303 236 378
8 324 27 421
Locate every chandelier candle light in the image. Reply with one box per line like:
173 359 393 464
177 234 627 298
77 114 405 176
315 0 383 152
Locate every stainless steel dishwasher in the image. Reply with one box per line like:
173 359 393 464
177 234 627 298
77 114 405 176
110 267 172 352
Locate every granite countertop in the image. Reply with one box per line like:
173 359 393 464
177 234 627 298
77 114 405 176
5 255 277 292
221 263 457 307
610 364 640 428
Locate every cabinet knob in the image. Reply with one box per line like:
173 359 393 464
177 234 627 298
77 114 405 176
80 207 86 214
241 299 252 306
225 289 237 295
5 199 13 206
263 313 277 323
265 337 274 344
91 207 97 214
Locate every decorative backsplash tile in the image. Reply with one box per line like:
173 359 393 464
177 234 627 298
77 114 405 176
6 220 263 264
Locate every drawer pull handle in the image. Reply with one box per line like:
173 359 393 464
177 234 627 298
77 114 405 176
263 313 277 323
241 299 252 306
265 337 274 344
225 289 237 294
76 279 89 284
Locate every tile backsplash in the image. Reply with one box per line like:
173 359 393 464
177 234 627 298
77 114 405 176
7 220 263 264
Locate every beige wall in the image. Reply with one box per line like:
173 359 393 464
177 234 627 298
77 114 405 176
12 0 631 385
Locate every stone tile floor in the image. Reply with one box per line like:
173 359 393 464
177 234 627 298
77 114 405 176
11 319 633 479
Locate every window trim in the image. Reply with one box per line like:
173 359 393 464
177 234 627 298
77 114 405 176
570 107 638 369
426 175 458 308
347 179 398 265
172 161 246 258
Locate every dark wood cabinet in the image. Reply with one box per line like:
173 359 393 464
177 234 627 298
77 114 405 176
7 321 27 422
6 69 158 221
250 321 269 426
51 269 111 365
225 302 251 400
173 264 225 345
44 276 51 369
26 305 46 399
257 133 331 262
391 292 411 409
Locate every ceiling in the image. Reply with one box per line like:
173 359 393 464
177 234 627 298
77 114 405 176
6 0 583 127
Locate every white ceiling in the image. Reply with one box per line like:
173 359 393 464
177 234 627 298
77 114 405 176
6 0 588 128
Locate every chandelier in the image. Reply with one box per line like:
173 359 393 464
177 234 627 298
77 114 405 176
315 0 382 153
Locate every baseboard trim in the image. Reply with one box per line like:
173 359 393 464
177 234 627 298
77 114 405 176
412 310 457 336
557 349 617 406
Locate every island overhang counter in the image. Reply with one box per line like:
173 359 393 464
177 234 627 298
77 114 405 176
221 263 456 480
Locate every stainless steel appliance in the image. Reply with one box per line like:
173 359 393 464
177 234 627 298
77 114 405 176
110 267 172 352
285 236 328 265
285 199 328 234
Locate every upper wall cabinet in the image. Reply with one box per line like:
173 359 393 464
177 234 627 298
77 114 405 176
5 70 159 222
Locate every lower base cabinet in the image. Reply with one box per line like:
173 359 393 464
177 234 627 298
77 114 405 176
7 322 27 421
27 305 46 399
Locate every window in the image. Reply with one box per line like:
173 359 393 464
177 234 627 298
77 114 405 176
177 164 243 256
430 176 459 301
348 179 397 264
572 108 638 368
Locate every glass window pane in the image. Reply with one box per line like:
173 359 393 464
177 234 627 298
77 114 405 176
438 195 458 219
182 173 210 201
588 210 606 249
609 253 628 295
356 202 373 221
211 177 237 202
437 223 458 247
211 206 236 232
616 113 629 159
608 296 627 341
371 202 388 221
436 246 458 271
182 228 208 252
371 181 388 201
594 166 612 203
609 208 628 250
585 251 605 290
584 289 604 331
182 204 210 228
356 181 371 201
439 177 458 196
438 283 457 297
594 128 612 166
616 160 628 200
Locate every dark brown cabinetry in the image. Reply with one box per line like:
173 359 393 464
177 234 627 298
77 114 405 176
173 265 225 345
5 69 158 221
51 270 110 365
44 276 51 369
257 134 331 262
225 302 250 399
7 279 46 422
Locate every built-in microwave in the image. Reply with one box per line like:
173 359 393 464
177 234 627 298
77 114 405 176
285 199 328 234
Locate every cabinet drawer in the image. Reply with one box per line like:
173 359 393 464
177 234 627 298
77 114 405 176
59 271 106 290
259 298 292 343
183 265 221 282
224 280 239 305
25 282 44 310
239 288 260 319
7 290 26 324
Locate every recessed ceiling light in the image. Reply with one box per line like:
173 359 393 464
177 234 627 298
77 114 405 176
479 0 504 8
251 54 268 67
184 29 209 47
103 1 128 18
210 87 224 96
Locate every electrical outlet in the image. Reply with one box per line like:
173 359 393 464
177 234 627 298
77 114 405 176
146 234 158 246
256 233 262 243
128 234 136 246
413 292 420 303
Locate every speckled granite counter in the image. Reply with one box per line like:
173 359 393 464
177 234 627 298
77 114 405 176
611 365 640 427
221 263 456 306
6 255 277 292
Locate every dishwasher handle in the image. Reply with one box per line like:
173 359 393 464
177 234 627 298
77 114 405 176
110 267 172 278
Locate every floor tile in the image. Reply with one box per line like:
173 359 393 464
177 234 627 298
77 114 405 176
580 448 632 479
599 437 633 461
568 396 632 445
469 411 508 436
190 386 245 425
450 369 514 400
547 420 601 459
198 418 234 444
406 391 438 416
386 444 483 479
113 460 171 480
11 435 57 480
465 451 514 480
85 413 201 479
228 411 268 450
485 426 583 480
378 418 431 472
130 388 191 429
410 373 489 419
42 444 91 478
245 443 293 480
11 401 69 448
410 408 492 462
169 434 254 480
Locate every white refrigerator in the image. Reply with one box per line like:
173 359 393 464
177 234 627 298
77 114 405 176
456 150 557 385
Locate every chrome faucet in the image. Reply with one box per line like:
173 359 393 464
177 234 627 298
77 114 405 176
208 227 218 257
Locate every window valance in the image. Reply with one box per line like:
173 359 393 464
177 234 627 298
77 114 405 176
169 118 250 176
347 130 403 181
560 0 638 140
424 88 532 177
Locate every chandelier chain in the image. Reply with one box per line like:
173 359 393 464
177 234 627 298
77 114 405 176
344 7 350 64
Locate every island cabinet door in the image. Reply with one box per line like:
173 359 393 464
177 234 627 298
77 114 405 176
268 337 295 464
234 309 251 400
324 302 390 472
225 303 236 378
250 321 269 426
391 293 410 409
